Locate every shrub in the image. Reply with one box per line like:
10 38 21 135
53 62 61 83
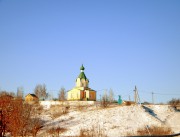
31 102 44 115
100 92 109 108
125 101 132 106
76 102 86 111
0 94 31 137
47 126 67 137
168 98 180 109
27 118 44 137
52 111 63 118
0 92 44 137
50 105 69 119
137 126 172 136
78 125 107 137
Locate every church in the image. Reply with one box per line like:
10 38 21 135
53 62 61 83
67 65 96 101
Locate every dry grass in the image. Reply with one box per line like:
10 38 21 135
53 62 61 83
78 125 107 137
76 103 86 111
100 99 109 108
125 101 133 106
46 126 67 136
52 111 63 118
50 105 69 119
127 125 172 136
138 126 172 135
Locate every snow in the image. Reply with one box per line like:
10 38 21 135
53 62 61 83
166 112 180 133
38 102 180 136
40 101 95 109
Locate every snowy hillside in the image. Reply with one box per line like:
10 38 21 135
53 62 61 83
38 103 180 136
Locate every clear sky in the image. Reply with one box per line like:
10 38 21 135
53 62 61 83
0 0 180 103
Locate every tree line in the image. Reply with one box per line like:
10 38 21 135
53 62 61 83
0 84 67 101
34 84 66 101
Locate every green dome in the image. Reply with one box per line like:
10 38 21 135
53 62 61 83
78 64 88 80
80 64 85 70
78 72 87 80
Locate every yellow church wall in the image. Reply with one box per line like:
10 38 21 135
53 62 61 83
67 88 96 101
76 78 81 87
76 78 88 87
68 88 82 101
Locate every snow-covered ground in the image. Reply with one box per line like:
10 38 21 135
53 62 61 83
38 103 180 136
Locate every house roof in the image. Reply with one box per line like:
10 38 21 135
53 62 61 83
26 93 38 98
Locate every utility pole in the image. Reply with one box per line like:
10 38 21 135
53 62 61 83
129 95 131 101
152 92 154 104
134 86 141 104
134 86 137 104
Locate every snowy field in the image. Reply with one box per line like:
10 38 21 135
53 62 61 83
38 102 180 137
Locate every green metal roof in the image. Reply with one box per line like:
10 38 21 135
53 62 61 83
78 72 87 80
77 65 89 81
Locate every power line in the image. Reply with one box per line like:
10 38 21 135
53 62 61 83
153 92 180 95
137 90 180 95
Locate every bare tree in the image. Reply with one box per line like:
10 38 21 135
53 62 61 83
41 84 47 100
34 85 41 99
168 98 180 109
9 92 15 97
109 89 114 103
101 90 109 108
34 84 47 100
59 87 66 101
17 87 24 98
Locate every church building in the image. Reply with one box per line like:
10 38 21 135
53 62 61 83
67 65 96 101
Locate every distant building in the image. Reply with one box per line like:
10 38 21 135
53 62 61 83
67 65 96 101
25 93 39 102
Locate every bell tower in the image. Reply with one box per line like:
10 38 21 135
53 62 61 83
76 64 89 88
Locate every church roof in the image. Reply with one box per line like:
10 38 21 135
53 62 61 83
78 72 87 80
78 64 88 81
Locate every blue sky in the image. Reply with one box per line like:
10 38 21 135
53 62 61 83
0 0 180 103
